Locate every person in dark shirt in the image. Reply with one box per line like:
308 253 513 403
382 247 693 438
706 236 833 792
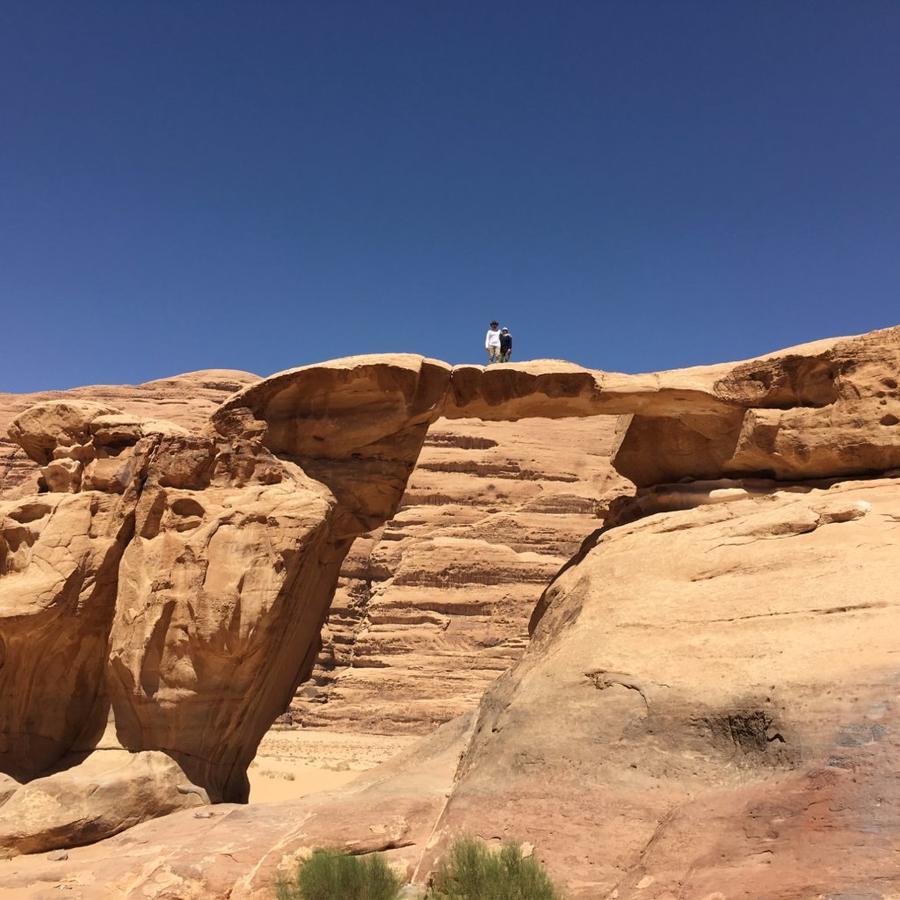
499 327 512 362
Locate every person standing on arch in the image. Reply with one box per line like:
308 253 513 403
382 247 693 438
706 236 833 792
499 327 512 363
485 320 501 364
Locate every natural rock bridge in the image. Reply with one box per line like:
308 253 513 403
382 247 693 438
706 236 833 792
1 326 899 855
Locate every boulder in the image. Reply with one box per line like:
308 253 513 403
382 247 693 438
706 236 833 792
0 750 208 858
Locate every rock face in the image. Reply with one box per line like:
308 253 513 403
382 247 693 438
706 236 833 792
4 477 899 898
0 356 450 854
613 329 900 485
0 370 261 501
425 477 900 898
289 416 628 734
1 484 132 782
211 355 453 538
3 325 900 881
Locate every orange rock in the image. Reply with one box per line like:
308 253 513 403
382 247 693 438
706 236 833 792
3 326 900 878
423 477 900 898
0 369 259 500
289 416 628 734
5 478 900 896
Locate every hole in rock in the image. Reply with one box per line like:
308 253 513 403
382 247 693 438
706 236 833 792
257 416 626 801
171 497 205 518
9 502 52 525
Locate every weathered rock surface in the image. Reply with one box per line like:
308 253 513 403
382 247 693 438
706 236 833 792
0 369 627 809
425 477 900 898
4 325 900 881
104 431 341 803
211 354 453 538
289 416 628 734
1 355 458 854
0 749 207 859
0 486 134 781
613 328 900 485
0 715 473 899
0 370 260 500
4 477 900 898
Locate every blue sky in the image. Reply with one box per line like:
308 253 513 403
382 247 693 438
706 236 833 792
2 1 899 391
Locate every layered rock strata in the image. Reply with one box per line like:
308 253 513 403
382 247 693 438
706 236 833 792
3 326 900 868
289 416 627 734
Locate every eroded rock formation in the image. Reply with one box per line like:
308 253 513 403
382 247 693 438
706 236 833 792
0 369 261 501
289 416 628 734
426 477 900 898
2 326 900 880
4 475 899 898
0 356 449 854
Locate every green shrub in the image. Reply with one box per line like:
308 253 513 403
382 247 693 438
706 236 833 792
276 848 403 900
427 836 561 900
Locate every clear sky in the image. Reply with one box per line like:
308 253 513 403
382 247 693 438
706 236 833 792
2 2 899 391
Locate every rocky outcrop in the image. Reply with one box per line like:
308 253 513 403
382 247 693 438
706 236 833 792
0 357 449 854
4 476 899 898
418 476 900 898
3 326 900 871
211 354 453 537
1 485 134 782
613 329 900 484
0 370 261 500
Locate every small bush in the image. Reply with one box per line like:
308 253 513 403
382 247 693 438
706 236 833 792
276 848 402 900
427 836 561 900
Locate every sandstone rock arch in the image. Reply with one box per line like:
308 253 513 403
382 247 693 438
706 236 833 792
2 326 899 855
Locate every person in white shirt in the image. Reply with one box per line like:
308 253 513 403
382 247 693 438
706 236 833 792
485 320 501 364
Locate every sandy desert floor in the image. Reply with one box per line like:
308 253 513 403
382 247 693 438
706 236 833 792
247 729 420 803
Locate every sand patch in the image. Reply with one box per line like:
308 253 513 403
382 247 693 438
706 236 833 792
248 729 419 803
